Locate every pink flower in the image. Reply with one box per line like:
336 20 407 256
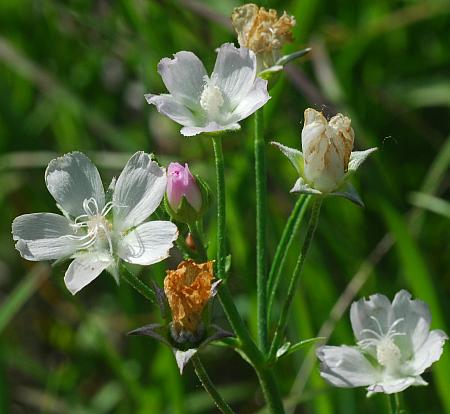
167 163 202 213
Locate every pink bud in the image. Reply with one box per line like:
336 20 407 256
167 163 202 212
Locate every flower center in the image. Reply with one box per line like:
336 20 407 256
357 316 405 369
64 198 115 255
200 78 224 118
376 338 402 367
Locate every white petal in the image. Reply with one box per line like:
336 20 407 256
409 329 448 375
45 152 105 218
211 43 257 108
350 293 393 344
113 152 167 231
391 290 432 358
64 253 113 295
145 94 198 127
228 77 270 121
12 213 78 261
118 221 178 265
317 345 379 388
180 122 240 137
367 376 427 396
157 51 207 108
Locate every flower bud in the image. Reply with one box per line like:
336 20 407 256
302 108 354 193
164 260 214 343
165 163 210 224
231 3 296 73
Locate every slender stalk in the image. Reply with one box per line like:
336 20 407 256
212 137 227 281
254 108 268 353
387 394 395 414
120 264 155 303
211 136 285 414
192 355 236 414
394 393 402 413
188 221 208 262
269 198 323 359
267 195 310 316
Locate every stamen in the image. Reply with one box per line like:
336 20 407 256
369 316 385 336
360 328 382 339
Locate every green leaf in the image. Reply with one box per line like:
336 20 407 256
276 337 326 360
0 264 50 334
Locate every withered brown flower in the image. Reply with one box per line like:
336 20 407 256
231 3 296 71
164 260 214 338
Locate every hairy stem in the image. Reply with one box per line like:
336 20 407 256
269 198 323 358
192 355 236 414
211 136 285 414
267 195 310 316
120 264 155 303
254 108 269 352
188 221 208 262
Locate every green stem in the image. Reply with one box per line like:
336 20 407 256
394 393 403 413
211 137 285 414
269 198 323 359
120 264 155 303
254 108 268 353
267 195 310 316
192 355 236 414
189 221 208 262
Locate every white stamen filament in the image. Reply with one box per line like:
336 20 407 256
63 198 115 255
357 316 405 367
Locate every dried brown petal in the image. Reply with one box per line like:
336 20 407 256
232 3 295 70
164 260 214 336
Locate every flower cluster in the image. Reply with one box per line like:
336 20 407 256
10 2 447 409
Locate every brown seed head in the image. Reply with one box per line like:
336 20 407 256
164 260 214 336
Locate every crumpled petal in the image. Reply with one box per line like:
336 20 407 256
211 43 257 108
118 221 178 265
145 94 198 127
228 76 270 122
45 152 105 218
367 376 427 396
409 329 448 376
64 253 113 295
317 345 379 388
180 122 240 137
157 51 207 108
113 152 167 231
12 213 78 261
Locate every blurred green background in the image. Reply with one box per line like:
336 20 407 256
1 0 449 413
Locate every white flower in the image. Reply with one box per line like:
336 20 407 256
317 290 448 396
272 108 377 206
145 43 270 137
12 151 179 295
